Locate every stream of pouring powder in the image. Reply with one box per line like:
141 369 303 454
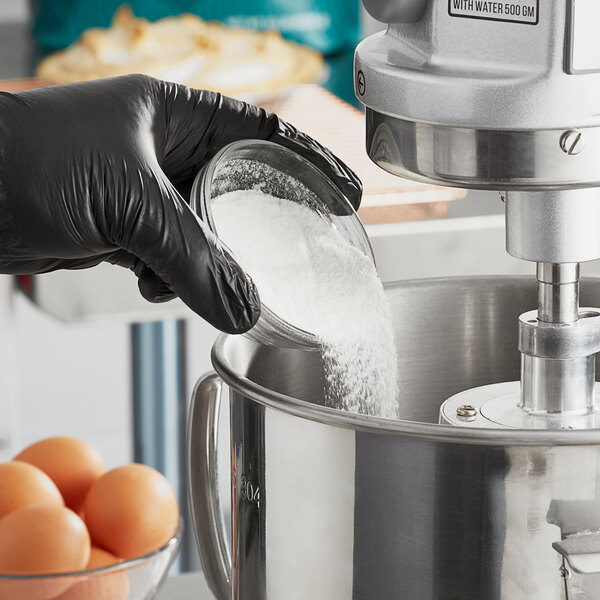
212 190 399 419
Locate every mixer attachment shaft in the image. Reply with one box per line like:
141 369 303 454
537 263 579 325
520 262 596 417
442 190 600 429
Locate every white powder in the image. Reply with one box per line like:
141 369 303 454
212 189 398 419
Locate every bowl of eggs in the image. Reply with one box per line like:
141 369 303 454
0 437 181 600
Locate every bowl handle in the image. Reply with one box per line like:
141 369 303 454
188 371 232 600
553 532 600 599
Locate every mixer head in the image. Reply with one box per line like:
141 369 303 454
355 0 600 429
356 0 600 190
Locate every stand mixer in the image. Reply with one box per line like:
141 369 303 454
356 0 600 430
188 3 600 598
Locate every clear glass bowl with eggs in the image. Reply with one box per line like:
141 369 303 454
0 521 181 600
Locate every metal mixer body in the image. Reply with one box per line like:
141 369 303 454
189 279 600 600
356 0 600 190
356 0 600 429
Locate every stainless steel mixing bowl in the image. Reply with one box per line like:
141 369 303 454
188 277 600 600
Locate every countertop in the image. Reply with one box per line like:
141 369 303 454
158 573 214 599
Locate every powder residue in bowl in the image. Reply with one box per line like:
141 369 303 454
212 190 398 419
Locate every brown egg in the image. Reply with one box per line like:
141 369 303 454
84 463 179 559
53 547 130 600
0 577 71 600
0 504 90 575
0 505 90 600
0 461 63 519
15 437 105 514
86 547 123 570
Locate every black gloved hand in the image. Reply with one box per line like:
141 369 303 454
0 74 362 333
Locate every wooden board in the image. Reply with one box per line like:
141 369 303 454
0 78 467 224
0 78 48 92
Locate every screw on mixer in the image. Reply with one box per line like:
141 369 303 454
560 130 585 156
456 404 478 421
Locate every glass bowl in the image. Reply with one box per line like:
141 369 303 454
0 522 182 600
191 139 374 349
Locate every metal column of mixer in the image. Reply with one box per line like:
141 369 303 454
441 189 600 429
509 189 600 426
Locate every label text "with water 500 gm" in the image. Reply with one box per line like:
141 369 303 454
449 0 539 25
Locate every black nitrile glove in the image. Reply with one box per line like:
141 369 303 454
0 74 362 333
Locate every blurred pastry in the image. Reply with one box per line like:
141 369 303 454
37 6 324 101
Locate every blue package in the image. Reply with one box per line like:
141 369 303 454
30 0 359 55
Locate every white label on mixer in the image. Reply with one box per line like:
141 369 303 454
570 0 600 72
449 0 538 25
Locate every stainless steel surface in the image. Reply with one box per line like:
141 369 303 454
554 533 600 575
537 263 580 324
537 263 580 282
188 373 231 600
521 354 596 415
442 263 600 428
553 531 600 600
518 310 600 359
361 0 428 23
496 188 600 423
362 112 600 190
516 304 600 426
518 261 599 421
440 382 518 428
190 278 600 600
441 381 600 430
505 190 600 263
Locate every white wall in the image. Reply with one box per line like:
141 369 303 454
10 291 133 468
2 271 218 472
0 0 28 22
0 278 17 460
